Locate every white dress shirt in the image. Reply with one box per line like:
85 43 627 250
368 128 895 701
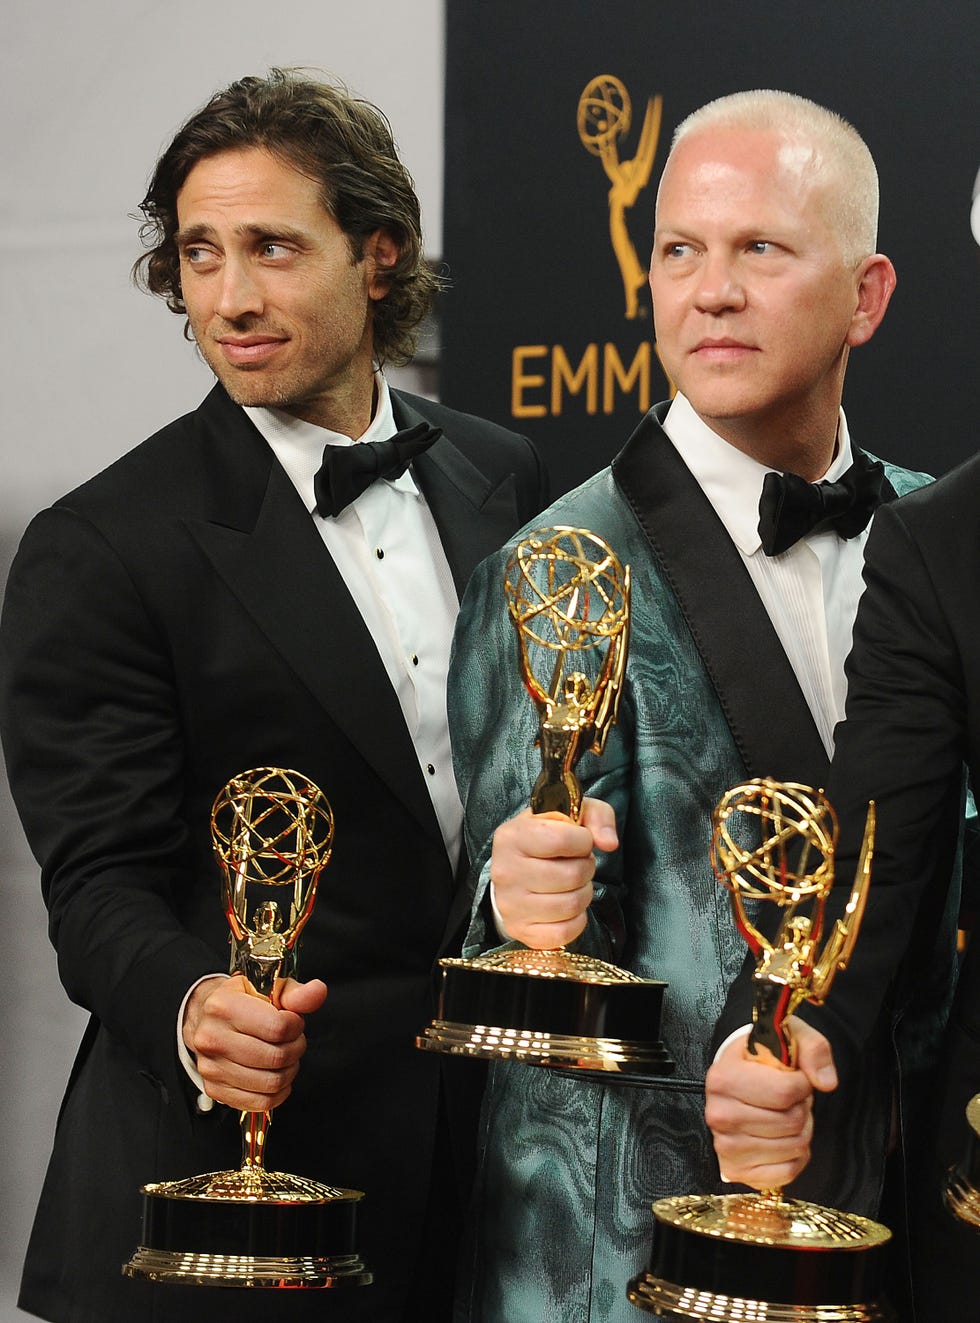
244 375 464 863
180 373 463 1108
662 392 871 759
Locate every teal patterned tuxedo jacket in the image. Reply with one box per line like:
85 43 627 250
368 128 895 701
448 403 931 1323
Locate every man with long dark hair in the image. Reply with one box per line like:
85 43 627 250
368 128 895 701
0 69 546 1323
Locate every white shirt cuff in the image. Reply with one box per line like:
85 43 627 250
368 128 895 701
488 879 512 941
177 973 228 1113
713 1025 752 1184
714 1024 752 1064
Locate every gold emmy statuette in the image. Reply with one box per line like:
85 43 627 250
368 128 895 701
629 778 894 1321
945 1094 980 1227
418 527 672 1083
123 767 371 1289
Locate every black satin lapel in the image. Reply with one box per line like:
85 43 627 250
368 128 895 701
414 450 520 597
187 438 444 845
612 405 829 789
391 396 521 597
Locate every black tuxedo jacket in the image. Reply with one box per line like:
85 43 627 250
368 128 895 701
817 456 980 1321
815 459 979 1067
0 383 547 1323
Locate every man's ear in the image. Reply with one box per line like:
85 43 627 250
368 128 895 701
846 254 897 348
364 228 400 301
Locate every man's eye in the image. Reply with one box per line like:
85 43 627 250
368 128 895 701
747 241 774 255
664 242 693 259
261 243 290 259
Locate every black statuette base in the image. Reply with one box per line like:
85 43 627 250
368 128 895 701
123 1177 371 1289
416 955 673 1081
628 1194 894 1320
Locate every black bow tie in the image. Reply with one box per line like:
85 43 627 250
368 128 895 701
313 421 442 518
757 451 886 557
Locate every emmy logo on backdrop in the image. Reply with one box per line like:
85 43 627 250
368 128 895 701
577 75 662 320
629 778 895 1322
124 767 371 1290
417 527 672 1083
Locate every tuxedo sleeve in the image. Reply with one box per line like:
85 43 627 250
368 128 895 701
713 500 965 1060
0 506 224 1098
803 500 965 1058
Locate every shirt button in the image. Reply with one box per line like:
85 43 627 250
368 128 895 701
411 654 419 666
375 547 385 560
426 763 436 775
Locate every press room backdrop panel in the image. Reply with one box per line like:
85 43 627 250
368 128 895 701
441 1 980 496
0 4 443 1318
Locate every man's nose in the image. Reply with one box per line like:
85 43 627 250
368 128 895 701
694 252 746 314
214 258 263 320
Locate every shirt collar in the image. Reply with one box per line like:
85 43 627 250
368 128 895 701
660 393 855 556
243 372 419 513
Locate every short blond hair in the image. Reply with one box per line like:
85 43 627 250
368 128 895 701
668 90 879 266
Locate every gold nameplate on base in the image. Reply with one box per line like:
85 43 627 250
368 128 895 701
417 529 671 1084
629 779 893 1319
123 768 371 1289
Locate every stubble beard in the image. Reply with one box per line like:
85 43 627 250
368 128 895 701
194 335 302 413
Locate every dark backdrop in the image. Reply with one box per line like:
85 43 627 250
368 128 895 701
441 0 980 496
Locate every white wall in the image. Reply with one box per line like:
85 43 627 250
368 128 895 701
0 4 444 1316
2 0 445 514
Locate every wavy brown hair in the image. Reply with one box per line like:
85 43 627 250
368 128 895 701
134 69 441 365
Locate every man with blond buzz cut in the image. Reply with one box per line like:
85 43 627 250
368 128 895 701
447 90 940 1322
